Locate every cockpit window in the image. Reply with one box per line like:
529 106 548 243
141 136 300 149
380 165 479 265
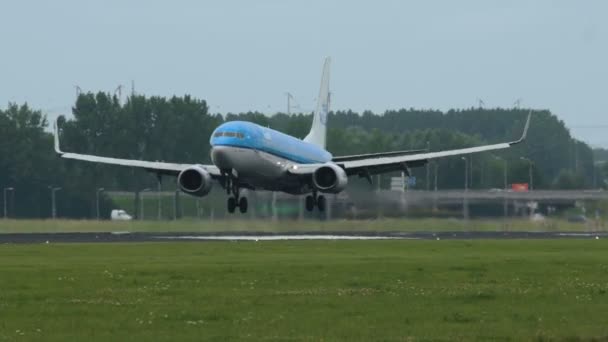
213 131 244 139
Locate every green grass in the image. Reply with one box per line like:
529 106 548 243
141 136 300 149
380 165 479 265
1 240 608 340
0 217 605 234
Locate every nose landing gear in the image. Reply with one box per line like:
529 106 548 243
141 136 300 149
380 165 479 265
225 175 248 214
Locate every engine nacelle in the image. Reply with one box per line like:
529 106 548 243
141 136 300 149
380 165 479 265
177 165 213 197
312 163 348 193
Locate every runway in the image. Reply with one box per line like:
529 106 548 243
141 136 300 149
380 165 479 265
0 231 606 244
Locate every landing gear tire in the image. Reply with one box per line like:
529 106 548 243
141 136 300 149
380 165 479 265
227 197 237 213
305 195 315 212
317 195 326 212
239 197 248 214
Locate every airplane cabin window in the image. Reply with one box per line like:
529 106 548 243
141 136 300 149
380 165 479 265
213 131 244 138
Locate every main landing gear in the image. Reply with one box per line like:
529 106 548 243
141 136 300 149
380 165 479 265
227 196 247 214
225 175 248 214
305 191 326 212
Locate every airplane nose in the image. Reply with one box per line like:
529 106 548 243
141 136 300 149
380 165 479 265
210 146 233 169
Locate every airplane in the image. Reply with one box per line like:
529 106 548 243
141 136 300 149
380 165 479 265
54 57 531 214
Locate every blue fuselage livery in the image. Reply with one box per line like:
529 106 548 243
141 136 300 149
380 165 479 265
210 121 332 164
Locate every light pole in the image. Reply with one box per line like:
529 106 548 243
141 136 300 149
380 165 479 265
173 189 179 220
426 141 430 191
49 186 62 219
469 156 473 189
140 188 151 221
3 187 14 219
96 188 105 220
433 161 438 191
520 157 533 190
461 157 469 220
493 156 508 220
494 156 508 190
461 157 468 191
157 179 162 220
431 161 439 212
196 198 202 220
593 161 605 189
593 164 597 189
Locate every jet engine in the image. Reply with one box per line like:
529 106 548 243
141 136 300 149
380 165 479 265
177 165 213 197
312 163 348 193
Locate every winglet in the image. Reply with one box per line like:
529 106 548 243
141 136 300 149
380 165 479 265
510 110 532 145
53 118 63 154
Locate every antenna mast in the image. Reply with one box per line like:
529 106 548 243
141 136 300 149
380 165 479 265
286 92 294 115
115 85 123 104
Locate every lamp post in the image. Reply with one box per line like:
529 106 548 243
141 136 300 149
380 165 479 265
461 157 469 220
433 161 438 191
493 156 508 220
157 179 162 220
174 189 179 220
593 161 605 189
494 156 508 190
3 187 14 219
426 141 430 191
461 157 468 191
96 188 105 220
196 198 202 220
520 157 533 190
431 161 439 212
140 188 151 221
49 186 62 219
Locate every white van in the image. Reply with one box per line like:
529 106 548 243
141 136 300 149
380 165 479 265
111 209 133 221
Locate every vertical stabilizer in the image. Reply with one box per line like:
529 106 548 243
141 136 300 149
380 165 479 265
304 57 331 148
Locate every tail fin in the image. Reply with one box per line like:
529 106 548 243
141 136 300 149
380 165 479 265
304 57 331 148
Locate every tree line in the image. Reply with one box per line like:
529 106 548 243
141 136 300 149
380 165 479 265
0 92 602 218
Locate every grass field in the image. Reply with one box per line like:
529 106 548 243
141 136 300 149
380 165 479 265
1 240 608 340
0 217 604 234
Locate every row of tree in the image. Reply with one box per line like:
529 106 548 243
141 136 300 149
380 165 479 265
0 92 602 218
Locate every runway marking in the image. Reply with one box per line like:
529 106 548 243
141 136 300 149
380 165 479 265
557 233 603 237
154 235 415 241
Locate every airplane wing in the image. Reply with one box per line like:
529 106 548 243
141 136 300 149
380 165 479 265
332 149 427 162
54 121 221 177
290 111 531 178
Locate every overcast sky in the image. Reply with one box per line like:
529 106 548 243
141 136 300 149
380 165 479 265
1 1 607 146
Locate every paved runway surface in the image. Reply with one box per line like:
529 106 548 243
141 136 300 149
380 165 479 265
0 231 606 244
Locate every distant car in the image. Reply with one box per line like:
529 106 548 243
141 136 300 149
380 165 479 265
567 215 587 223
111 209 133 221
531 213 546 222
